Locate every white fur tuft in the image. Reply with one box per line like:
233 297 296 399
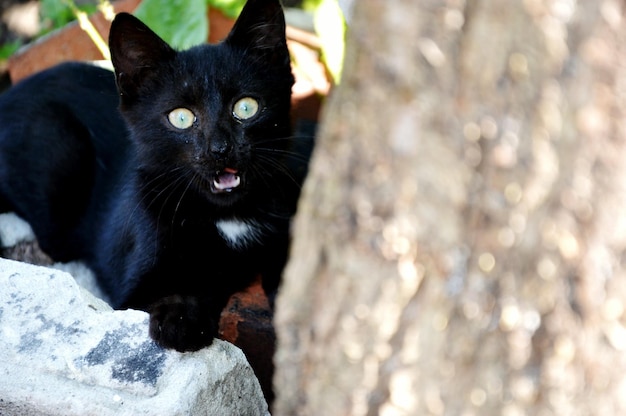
215 219 263 250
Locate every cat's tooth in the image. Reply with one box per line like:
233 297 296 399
213 174 241 191
213 179 227 190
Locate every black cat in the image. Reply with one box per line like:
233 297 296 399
0 0 309 352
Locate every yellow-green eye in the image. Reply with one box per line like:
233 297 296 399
232 97 259 120
168 108 195 129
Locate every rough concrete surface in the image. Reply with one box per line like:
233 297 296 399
0 258 269 416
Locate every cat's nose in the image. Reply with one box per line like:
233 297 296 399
209 139 231 156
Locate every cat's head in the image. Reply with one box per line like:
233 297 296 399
108 0 295 209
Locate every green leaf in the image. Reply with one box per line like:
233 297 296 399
40 0 75 29
313 0 345 83
301 0 323 12
39 0 96 35
0 41 21 60
134 0 208 50
207 0 246 18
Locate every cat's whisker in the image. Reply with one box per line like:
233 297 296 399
122 166 189 240
255 146 313 164
171 170 198 227
151 171 196 259
128 167 184 215
154 171 194 227
254 145 309 170
254 154 303 191
253 134 315 146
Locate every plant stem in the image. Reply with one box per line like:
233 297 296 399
64 0 111 61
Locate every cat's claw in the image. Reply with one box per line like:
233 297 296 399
148 295 218 352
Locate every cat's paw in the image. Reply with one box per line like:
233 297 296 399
148 295 218 352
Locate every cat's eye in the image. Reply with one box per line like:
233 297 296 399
168 108 196 129
232 97 259 121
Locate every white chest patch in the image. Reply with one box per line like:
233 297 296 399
215 219 263 250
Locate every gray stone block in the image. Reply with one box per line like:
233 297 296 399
0 258 269 416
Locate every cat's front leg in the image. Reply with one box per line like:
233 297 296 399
148 295 221 352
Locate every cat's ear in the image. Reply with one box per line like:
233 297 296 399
225 0 290 67
108 13 176 101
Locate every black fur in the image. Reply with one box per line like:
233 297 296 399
0 0 308 352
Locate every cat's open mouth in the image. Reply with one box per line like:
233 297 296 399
211 168 241 193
